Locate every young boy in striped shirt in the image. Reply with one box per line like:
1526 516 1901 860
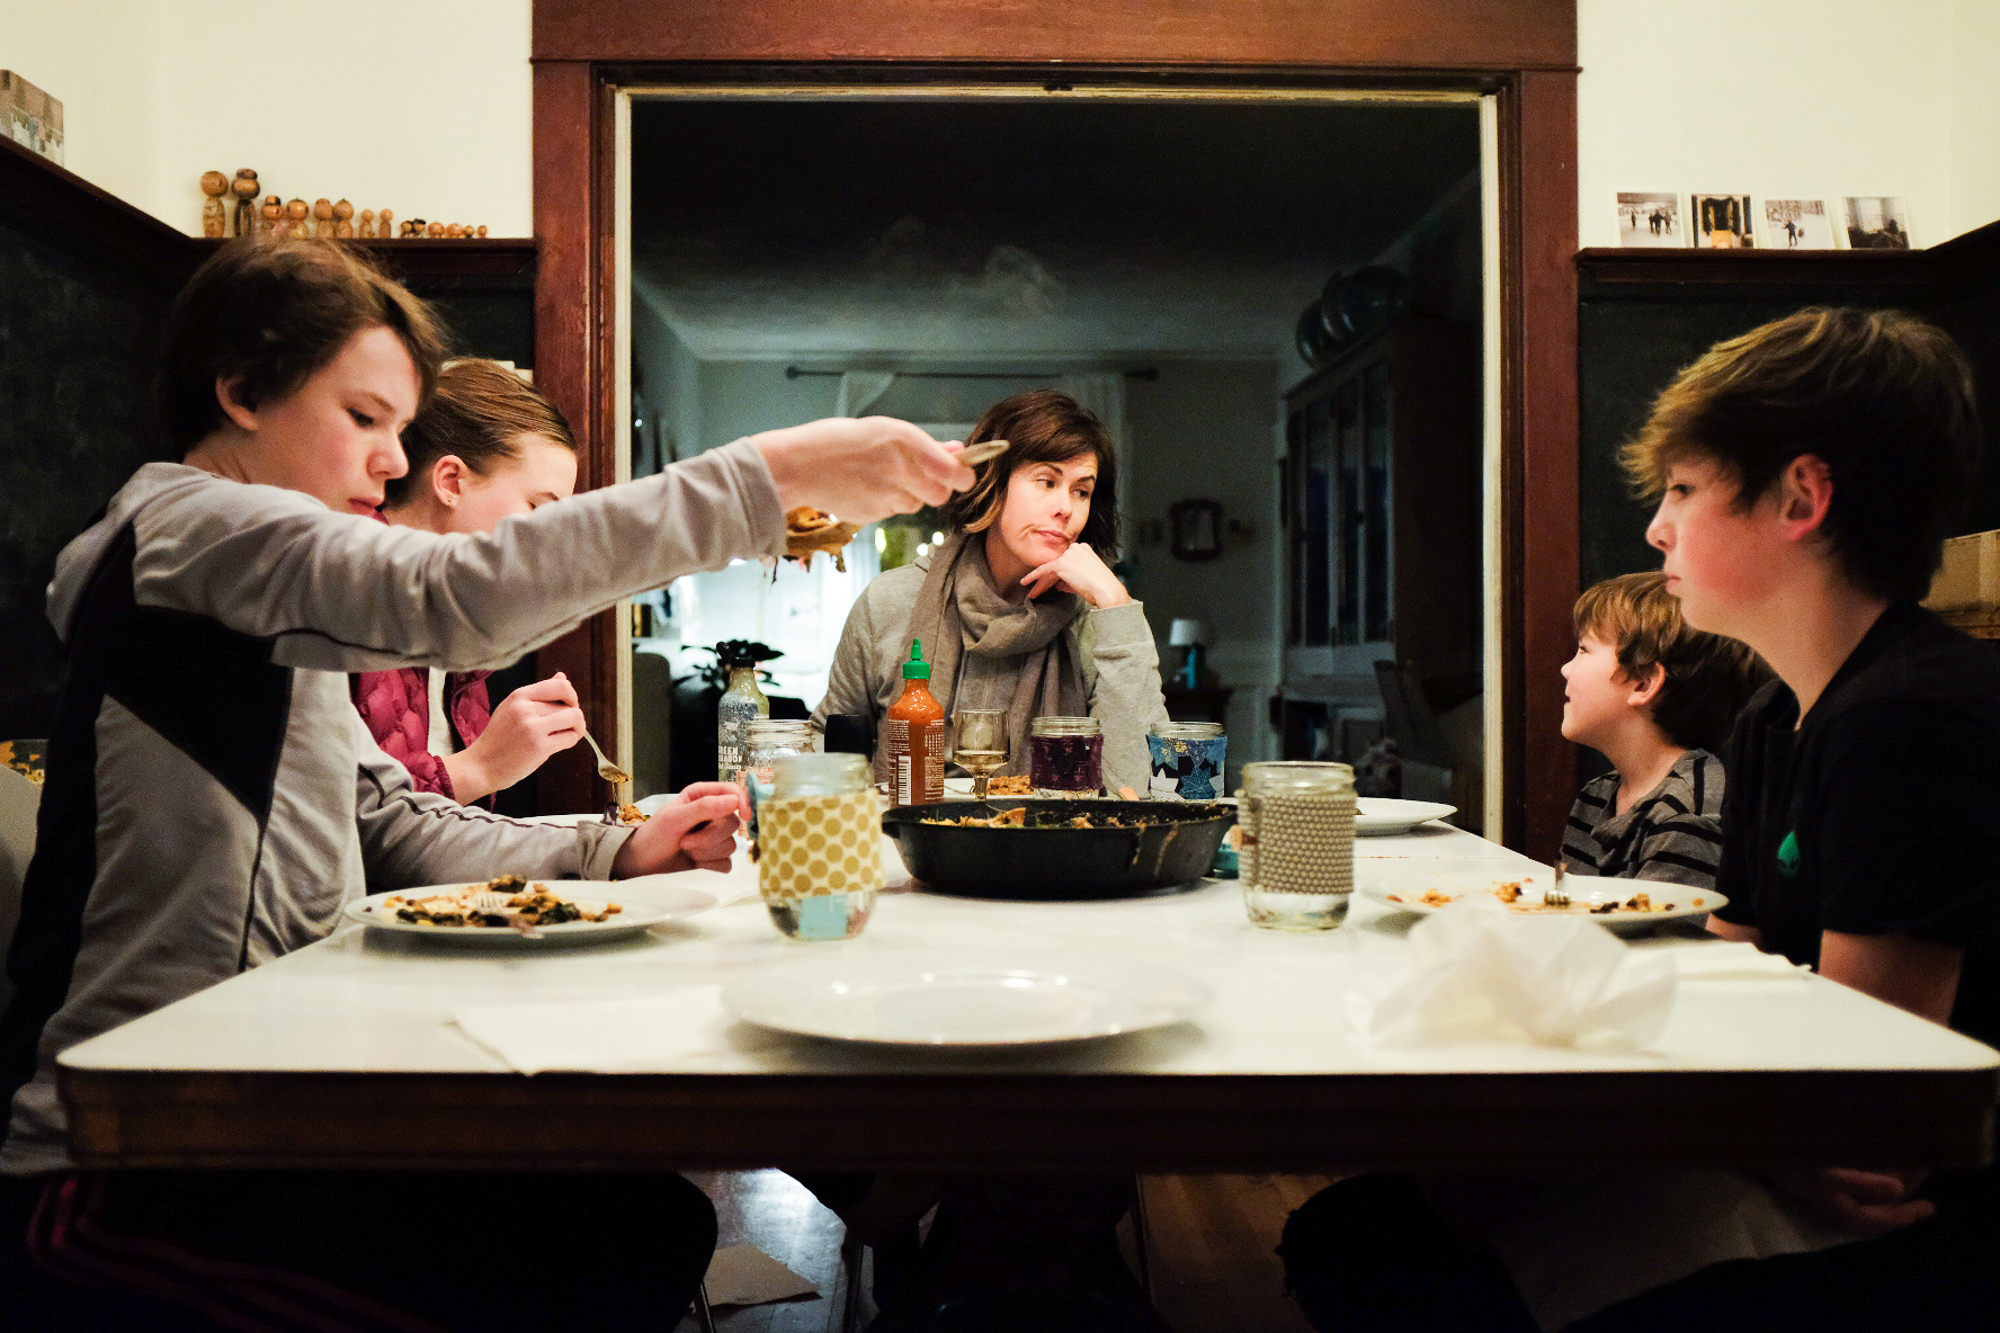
1559 571 1765 887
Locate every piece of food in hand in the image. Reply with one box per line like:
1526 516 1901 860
783 506 861 572
601 802 648 826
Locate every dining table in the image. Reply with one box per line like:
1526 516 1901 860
56 813 1999 1177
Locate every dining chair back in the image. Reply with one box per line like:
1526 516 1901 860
0 763 42 1011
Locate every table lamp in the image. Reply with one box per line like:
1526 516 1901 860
1168 618 1209 690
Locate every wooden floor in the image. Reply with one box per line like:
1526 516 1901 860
674 1172 1336 1333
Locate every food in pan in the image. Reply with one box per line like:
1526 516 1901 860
983 773 1033 796
380 875 624 927
783 506 861 572
923 807 1159 830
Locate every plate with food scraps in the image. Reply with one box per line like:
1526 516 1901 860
1355 798 1458 836
1358 863 1725 933
344 876 715 945
721 951 1214 1046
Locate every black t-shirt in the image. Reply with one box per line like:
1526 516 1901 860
1716 602 2000 1050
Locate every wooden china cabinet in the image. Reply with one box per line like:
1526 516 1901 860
1275 319 1481 763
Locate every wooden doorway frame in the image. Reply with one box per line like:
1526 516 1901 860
528 1 1579 854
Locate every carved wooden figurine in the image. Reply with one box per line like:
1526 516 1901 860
358 209 375 239
230 169 260 237
475 225 488 238
260 195 284 235
426 221 444 238
332 199 354 239
311 199 333 238
377 209 393 239
444 222 463 238
286 198 311 238
200 171 228 239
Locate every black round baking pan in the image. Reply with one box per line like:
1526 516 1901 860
882 799 1235 900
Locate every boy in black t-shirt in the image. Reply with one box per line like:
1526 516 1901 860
1572 307 2000 1328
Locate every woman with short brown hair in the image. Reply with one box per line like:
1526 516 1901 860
814 388 1168 793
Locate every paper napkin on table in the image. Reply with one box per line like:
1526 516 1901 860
1348 897 1675 1051
453 988 723 1074
704 1243 819 1307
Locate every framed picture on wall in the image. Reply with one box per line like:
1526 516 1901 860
1759 199 1836 249
1842 196 1911 249
1615 192 1683 247
1690 194 1756 248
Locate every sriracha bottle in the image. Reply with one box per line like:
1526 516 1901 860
882 639 946 805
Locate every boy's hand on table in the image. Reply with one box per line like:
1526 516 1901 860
1762 1165 1936 1236
610 782 749 877
755 417 976 525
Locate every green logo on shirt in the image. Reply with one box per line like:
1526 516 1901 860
1777 829 1800 877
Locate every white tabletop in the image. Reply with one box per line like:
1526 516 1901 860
56 820 2000 1173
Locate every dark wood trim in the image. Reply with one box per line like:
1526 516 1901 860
192 235 540 280
531 3 1584 849
1575 218 2000 296
534 0 1576 71
61 1065 1996 1173
530 61 623 816
1509 71 1580 855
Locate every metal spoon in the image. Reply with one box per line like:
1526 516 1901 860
957 439 1010 466
580 726 632 793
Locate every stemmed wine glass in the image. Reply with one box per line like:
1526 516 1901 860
951 709 1010 801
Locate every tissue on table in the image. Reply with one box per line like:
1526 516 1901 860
1349 896 1675 1051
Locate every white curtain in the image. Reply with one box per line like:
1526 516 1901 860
1060 372 1131 542
837 371 897 418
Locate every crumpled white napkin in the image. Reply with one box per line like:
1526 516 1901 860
1349 897 1675 1050
453 988 724 1073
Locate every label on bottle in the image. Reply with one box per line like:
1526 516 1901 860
881 718 946 804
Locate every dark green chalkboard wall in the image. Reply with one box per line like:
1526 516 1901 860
0 138 537 757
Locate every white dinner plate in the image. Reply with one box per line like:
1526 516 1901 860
1359 866 1726 932
721 952 1215 1045
1354 798 1457 835
344 881 715 946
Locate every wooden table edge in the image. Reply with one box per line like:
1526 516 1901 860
60 1065 1998 1174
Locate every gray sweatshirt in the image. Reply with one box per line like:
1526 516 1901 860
0 440 784 1176
811 557 1170 794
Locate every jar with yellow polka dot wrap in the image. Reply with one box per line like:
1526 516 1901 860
758 753 881 940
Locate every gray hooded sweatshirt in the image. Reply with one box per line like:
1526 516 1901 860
0 440 784 1176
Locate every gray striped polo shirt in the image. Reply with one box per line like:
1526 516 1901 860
1560 749 1725 888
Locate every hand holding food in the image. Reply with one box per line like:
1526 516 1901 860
1020 541 1131 608
450 673 585 802
754 416 976 526
611 781 751 877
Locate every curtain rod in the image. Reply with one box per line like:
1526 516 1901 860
784 366 1158 381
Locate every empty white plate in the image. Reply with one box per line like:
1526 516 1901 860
721 952 1214 1045
1355 798 1457 835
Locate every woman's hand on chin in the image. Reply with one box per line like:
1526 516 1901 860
1021 542 1131 608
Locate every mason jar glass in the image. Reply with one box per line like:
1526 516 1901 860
757 753 880 941
1029 715 1104 797
1146 721 1227 801
1238 761 1356 930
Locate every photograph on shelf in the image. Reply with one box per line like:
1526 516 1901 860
1691 193 1756 248
1616 192 1684 247
1842 196 1911 249
1759 199 1836 249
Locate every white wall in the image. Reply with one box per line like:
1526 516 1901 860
2 0 162 210
1578 0 2000 247
2 0 532 234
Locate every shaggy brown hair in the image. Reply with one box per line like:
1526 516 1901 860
1574 572 1769 752
158 236 447 453
385 359 576 509
939 389 1120 557
1621 307 1981 603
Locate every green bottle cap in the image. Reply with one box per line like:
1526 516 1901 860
902 639 932 680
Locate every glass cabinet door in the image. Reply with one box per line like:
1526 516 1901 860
1362 358 1393 642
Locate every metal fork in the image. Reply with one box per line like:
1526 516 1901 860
1543 860 1570 909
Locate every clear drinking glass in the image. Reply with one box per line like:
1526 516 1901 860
1239 761 1356 930
757 753 880 941
951 709 1010 800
